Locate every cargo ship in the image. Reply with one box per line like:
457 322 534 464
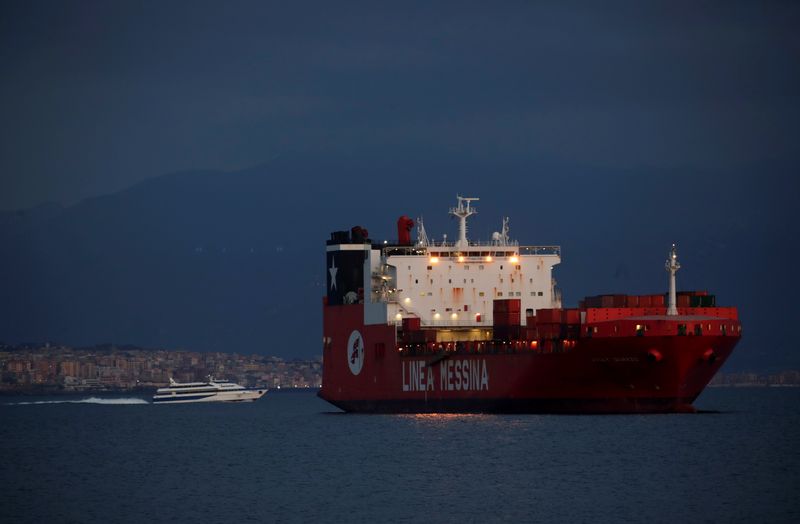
319 197 741 413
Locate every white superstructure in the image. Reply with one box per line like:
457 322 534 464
327 196 561 328
152 377 267 404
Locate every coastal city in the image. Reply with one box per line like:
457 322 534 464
0 343 321 394
0 342 797 394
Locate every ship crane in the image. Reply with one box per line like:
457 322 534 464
449 196 479 249
665 244 681 315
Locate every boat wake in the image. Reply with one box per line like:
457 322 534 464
5 397 149 406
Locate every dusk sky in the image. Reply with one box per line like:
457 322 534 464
1 2 798 368
2 1 797 209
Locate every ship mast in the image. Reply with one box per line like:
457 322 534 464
416 216 429 247
665 244 681 315
449 196 479 249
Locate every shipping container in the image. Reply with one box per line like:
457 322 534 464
563 309 581 324
701 295 716 307
402 317 421 331
536 309 562 323
493 298 521 313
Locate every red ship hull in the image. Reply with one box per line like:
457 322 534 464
319 304 741 414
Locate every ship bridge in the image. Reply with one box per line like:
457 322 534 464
326 197 563 328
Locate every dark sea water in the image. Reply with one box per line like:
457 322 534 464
1 388 798 523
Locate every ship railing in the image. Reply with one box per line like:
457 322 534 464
391 318 488 328
382 244 561 257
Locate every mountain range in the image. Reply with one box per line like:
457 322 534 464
0 154 794 369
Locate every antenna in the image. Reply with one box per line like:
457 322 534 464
416 217 429 247
491 217 510 246
449 195 479 249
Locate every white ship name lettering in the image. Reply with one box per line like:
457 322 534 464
402 359 489 392
440 359 489 392
402 360 433 392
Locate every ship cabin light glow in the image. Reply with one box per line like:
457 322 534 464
509 255 519 264
451 313 458 320
404 297 411 304
457 255 465 262
395 313 403 320
433 313 441 319
430 256 439 264
485 255 492 262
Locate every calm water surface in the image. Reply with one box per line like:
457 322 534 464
1 388 798 523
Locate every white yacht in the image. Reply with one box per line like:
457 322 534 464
152 377 267 404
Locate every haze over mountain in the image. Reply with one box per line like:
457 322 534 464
0 153 794 370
